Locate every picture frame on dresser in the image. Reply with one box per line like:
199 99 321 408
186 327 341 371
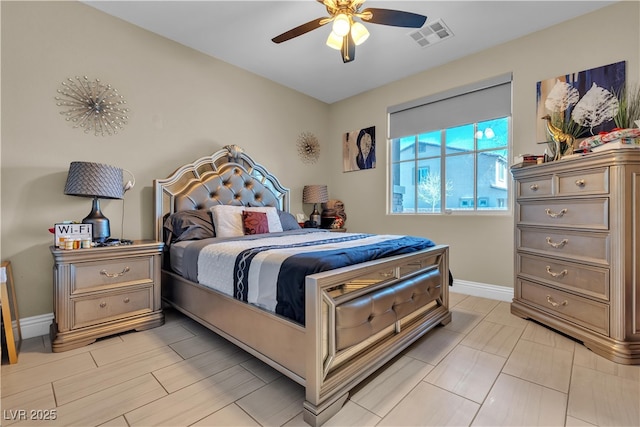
511 148 640 365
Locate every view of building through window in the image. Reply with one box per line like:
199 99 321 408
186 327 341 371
390 117 509 214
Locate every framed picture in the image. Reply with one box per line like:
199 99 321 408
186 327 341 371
536 61 626 143
1 261 22 364
343 126 376 172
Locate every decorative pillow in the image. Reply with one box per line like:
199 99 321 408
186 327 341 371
163 209 214 244
210 205 245 238
242 211 269 235
245 206 283 232
278 210 301 231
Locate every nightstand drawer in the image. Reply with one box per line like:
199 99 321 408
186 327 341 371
518 253 609 301
518 198 608 229
518 279 609 335
71 286 153 329
72 256 154 294
557 168 608 196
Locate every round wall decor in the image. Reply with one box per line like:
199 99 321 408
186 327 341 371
55 76 129 136
296 131 320 164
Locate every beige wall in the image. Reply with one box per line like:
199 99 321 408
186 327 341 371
2 1 638 319
328 1 639 288
1 1 331 318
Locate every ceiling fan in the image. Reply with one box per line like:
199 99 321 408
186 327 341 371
272 0 427 63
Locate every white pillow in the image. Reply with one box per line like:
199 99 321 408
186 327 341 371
210 205 283 237
210 205 245 238
245 206 283 233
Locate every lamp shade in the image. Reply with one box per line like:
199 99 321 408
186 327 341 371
326 31 343 50
351 22 369 46
64 161 124 243
302 185 329 204
332 14 350 37
64 161 124 200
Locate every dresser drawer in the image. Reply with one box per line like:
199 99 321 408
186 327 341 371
517 227 610 265
71 256 154 294
518 198 608 229
557 168 608 196
517 253 609 301
518 279 609 335
71 286 153 329
517 175 553 198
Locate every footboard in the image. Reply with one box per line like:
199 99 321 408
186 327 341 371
304 244 450 425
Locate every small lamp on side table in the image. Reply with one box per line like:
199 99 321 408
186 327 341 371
64 161 125 243
302 185 328 227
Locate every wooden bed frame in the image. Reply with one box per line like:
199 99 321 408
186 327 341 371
154 145 451 425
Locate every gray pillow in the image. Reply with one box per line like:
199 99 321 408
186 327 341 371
164 209 215 244
278 210 301 231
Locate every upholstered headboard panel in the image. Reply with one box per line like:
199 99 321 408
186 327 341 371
154 145 290 241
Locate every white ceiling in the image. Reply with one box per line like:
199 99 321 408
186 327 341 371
84 0 616 104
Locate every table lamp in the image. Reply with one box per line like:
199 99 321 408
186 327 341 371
64 161 124 242
302 185 328 226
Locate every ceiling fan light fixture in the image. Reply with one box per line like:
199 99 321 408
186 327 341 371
332 13 351 37
350 22 369 45
326 31 343 50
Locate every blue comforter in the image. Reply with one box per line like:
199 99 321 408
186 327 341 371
181 230 436 324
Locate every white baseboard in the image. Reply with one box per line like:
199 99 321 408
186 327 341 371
451 279 514 302
18 313 53 339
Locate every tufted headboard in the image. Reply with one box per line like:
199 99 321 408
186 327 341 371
153 145 290 242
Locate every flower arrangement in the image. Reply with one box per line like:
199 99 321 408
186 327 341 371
614 84 640 129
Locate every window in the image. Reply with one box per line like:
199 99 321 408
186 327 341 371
388 74 512 214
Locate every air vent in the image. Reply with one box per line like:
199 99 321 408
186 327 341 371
409 19 453 48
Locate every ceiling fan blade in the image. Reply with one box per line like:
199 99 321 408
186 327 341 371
361 8 427 28
341 32 355 63
272 18 327 44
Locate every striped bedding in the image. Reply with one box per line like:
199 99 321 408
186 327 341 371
174 230 435 324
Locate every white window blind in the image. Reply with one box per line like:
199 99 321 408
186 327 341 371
388 73 512 139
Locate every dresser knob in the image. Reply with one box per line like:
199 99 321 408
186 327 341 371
546 237 568 248
99 302 107 308
545 208 567 218
575 179 586 187
545 266 568 278
546 295 568 308
530 184 539 191
100 266 130 278
123 297 130 303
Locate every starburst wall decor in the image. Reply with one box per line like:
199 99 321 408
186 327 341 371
296 132 320 164
55 76 129 136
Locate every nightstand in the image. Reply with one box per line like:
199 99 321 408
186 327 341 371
50 240 164 352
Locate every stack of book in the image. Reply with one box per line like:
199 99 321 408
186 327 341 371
512 154 543 168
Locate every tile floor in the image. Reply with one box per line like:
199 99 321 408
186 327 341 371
1 292 639 426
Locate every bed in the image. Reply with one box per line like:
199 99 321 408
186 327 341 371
154 145 451 426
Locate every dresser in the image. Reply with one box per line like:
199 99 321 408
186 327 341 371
511 149 640 364
50 240 164 352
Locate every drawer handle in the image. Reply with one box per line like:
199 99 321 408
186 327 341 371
123 297 130 303
575 179 586 187
545 266 568 278
99 302 107 308
530 184 539 191
100 266 130 278
546 295 568 308
545 208 567 218
546 237 568 248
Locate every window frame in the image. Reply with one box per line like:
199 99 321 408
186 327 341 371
389 117 512 216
